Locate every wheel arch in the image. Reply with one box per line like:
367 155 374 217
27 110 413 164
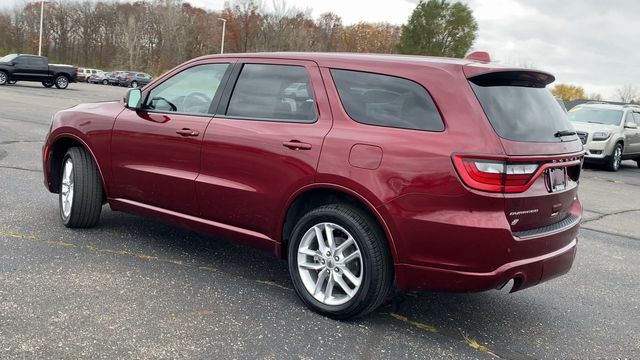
46 134 108 202
278 184 399 264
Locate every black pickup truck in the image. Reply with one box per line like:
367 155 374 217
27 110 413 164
0 54 77 89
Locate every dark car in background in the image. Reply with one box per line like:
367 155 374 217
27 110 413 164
106 71 125 85
118 71 153 88
0 54 77 89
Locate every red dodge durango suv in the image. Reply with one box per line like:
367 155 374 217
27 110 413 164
43 52 583 319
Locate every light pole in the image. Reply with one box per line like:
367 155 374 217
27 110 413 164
218 18 226 54
38 0 45 56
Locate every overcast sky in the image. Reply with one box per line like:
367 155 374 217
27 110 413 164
3 0 637 99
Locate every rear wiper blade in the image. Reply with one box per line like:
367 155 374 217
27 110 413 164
554 130 577 137
588 121 603 124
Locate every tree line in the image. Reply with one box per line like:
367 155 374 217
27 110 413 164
0 0 478 76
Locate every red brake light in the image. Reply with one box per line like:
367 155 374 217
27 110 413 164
453 155 539 193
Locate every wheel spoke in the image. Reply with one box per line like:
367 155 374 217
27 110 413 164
298 247 318 257
341 250 361 265
334 273 355 298
340 266 361 287
324 223 335 252
299 261 323 271
313 270 328 296
335 236 354 254
314 226 327 253
324 272 335 301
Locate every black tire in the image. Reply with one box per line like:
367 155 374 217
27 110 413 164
54 75 69 89
42 81 54 88
130 80 138 88
102 79 108 85
606 143 623 172
287 204 393 320
0 71 7 85
59 147 103 228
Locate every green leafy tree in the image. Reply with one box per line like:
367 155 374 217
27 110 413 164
398 0 478 57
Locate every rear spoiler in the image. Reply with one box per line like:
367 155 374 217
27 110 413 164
464 66 555 88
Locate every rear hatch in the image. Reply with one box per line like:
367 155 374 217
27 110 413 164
461 66 583 233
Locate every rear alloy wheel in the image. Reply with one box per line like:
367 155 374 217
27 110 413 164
0 71 7 85
606 143 623 172
8 80 16 85
130 80 138 88
59 147 103 228
288 204 393 319
42 81 54 88
54 75 69 89
102 79 108 85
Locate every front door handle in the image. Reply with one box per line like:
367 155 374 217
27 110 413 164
176 128 199 137
283 140 312 150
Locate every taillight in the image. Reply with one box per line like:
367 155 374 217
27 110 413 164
453 155 539 193
454 154 583 193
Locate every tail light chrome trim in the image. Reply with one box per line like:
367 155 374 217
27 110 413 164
452 153 583 193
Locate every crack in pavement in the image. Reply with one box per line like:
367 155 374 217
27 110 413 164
0 140 44 145
382 296 535 360
580 208 640 224
580 226 640 242
0 165 42 173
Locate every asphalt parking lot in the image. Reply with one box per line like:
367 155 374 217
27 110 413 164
1 82 638 359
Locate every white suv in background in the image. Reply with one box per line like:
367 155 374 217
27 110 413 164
569 103 640 171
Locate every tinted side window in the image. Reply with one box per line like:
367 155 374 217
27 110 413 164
144 63 229 115
626 112 635 125
330 69 444 132
226 64 316 122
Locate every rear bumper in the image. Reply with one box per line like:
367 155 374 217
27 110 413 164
395 237 577 292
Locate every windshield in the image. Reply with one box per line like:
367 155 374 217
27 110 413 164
470 82 575 142
0 54 18 62
567 106 623 126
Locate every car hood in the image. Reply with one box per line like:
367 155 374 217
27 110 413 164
570 122 619 133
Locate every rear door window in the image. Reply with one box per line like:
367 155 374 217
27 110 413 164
330 69 444 132
226 64 317 122
470 77 576 142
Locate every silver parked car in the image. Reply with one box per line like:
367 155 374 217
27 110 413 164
569 103 640 171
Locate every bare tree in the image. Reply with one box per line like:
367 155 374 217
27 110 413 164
616 84 638 103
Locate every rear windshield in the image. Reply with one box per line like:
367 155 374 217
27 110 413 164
470 82 575 142
567 106 623 126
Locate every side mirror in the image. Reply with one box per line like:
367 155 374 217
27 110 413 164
625 122 638 129
125 88 142 109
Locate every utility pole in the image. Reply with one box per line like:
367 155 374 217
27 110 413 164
38 0 45 56
218 18 226 54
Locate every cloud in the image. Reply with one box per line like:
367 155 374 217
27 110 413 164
463 0 639 99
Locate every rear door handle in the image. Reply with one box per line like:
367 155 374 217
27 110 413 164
283 140 312 150
176 128 199 137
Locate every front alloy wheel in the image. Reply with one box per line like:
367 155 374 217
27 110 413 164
607 143 623 172
59 147 103 228
60 158 74 220
0 71 7 85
